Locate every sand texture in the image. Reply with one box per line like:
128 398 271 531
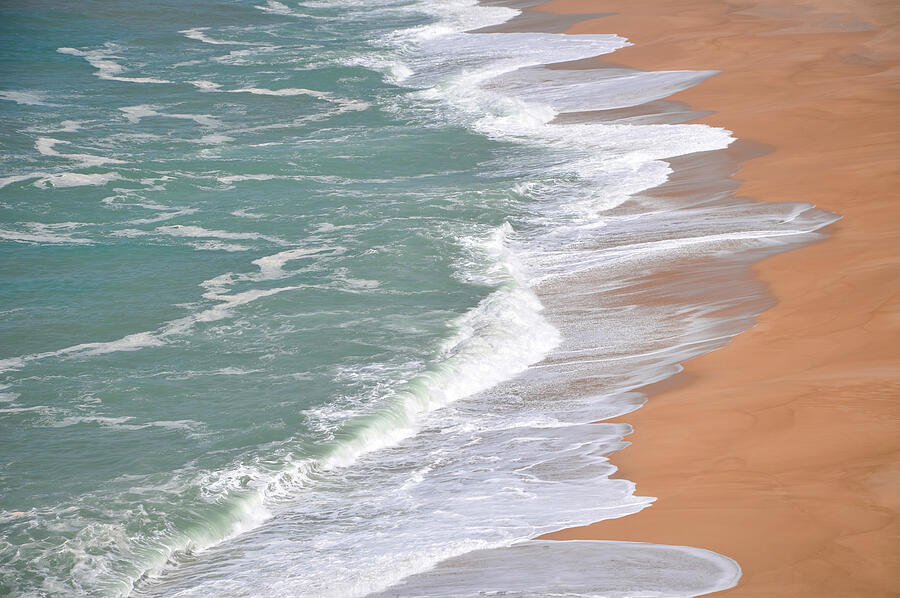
535 0 900 596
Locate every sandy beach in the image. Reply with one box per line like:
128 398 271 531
534 0 900 595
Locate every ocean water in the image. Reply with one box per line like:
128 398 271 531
0 0 837 596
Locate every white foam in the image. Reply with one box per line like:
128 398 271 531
109 228 146 238
211 46 280 65
197 133 234 145
193 247 344 303
0 405 47 415
34 137 126 167
57 46 170 84
254 0 297 15
217 174 281 184
118 104 159 123
145 419 205 431
0 90 56 106
229 87 333 98
154 224 284 244
99 183 172 210
0 222 93 245
49 416 140 429
48 415 204 433
119 105 220 127
188 80 223 91
164 285 303 335
393 0 518 43
111 224 285 246
251 246 346 279
0 281 302 374
190 241 252 252
24 120 85 134
180 27 262 46
125 208 198 225
173 59 207 68
230 208 267 219
0 331 164 374
231 86 356 118
67 331 165 357
0 173 45 189
56 120 84 132
215 173 344 186
34 137 61 155
33 172 122 189
332 98 371 113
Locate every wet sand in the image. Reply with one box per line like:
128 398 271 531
535 0 900 595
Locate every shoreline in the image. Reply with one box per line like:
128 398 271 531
533 0 900 595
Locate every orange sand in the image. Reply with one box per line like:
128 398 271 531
534 0 900 596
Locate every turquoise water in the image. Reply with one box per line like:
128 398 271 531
0 0 836 596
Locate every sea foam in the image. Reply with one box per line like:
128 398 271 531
180 27 264 46
35 137 126 167
0 90 57 106
57 45 170 84
33 172 122 188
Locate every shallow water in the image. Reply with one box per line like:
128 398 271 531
0 0 836 596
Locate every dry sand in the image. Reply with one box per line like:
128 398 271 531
533 0 900 595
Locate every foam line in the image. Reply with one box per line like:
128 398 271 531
0 90 57 106
119 105 219 127
33 172 122 188
180 27 264 46
35 137 125 167
57 46 170 84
